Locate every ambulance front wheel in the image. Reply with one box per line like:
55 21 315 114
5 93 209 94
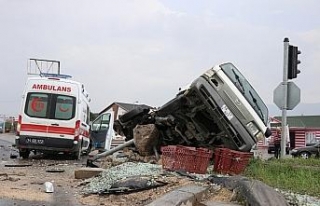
19 149 30 159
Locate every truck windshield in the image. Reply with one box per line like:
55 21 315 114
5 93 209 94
220 63 269 125
25 92 76 120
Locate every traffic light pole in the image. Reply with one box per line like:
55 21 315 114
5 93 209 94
281 38 289 158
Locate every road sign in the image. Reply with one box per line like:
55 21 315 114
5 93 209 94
273 82 300 110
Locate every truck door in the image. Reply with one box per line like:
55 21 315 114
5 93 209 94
90 112 114 150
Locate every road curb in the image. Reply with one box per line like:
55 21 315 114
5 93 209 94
146 184 209 206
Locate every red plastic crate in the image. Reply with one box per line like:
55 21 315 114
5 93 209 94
161 145 195 172
228 150 253 175
214 148 253 175
193 148 213 173
214 148 233 174
161 145 213 174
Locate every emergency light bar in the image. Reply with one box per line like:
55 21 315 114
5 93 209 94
40 73 72 79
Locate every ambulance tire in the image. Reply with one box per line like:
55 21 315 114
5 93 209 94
85 141 93 155
19 149 30 159
73 141 82 160
73 149 81 160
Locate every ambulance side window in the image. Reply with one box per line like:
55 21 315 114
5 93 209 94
55 95 75 120
25 93 48 118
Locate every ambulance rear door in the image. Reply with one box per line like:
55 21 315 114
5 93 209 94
21 78 79 144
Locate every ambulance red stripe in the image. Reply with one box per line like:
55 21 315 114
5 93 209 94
20 124 75 135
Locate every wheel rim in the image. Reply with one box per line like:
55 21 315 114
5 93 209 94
301 152 309 159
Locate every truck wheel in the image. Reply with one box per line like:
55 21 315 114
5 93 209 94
158 96 182 115
119 107 149 123
19 149 30 159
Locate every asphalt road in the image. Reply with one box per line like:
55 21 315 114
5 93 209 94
0 133 85 206
0 133 44 205
0 133 16 163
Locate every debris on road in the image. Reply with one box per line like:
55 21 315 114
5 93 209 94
0 176 20 182
10 152 18 159
82 162 163 194
45 168 65 173
0 172 8 177
86 139 135 168
133 124 159 156
5 163 32 167
102 176 167 194
44 182 54 193
74 168 105 179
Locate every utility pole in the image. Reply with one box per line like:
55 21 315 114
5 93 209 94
281 38 289 158
274 38 302 158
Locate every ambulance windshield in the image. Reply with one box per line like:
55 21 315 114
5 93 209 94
25 93 76 120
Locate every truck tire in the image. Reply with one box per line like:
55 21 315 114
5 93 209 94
119 107 149 123
19 149 30 159
158 96 182 115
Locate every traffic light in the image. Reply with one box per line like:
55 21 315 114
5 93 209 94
287 45 301 79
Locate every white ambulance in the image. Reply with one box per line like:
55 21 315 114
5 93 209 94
16 73 91 159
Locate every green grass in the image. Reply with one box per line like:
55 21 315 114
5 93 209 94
243 157 320 197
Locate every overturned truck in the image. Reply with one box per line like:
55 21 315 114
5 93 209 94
117 63 272 153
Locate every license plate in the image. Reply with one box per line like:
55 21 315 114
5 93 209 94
221 104 234 120
25 138 45 145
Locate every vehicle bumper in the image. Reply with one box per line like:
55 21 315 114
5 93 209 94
15 135 81 153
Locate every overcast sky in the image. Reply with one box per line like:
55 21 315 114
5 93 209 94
0 0 319 118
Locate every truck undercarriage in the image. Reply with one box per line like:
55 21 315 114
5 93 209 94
117 86 250 152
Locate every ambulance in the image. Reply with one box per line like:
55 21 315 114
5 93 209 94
15 73 91 159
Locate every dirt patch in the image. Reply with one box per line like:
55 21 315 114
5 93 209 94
79 176 200 206
208 187 235 202
0 186 52 202
0 158 84 205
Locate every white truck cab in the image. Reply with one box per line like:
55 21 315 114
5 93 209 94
16 73 91 159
